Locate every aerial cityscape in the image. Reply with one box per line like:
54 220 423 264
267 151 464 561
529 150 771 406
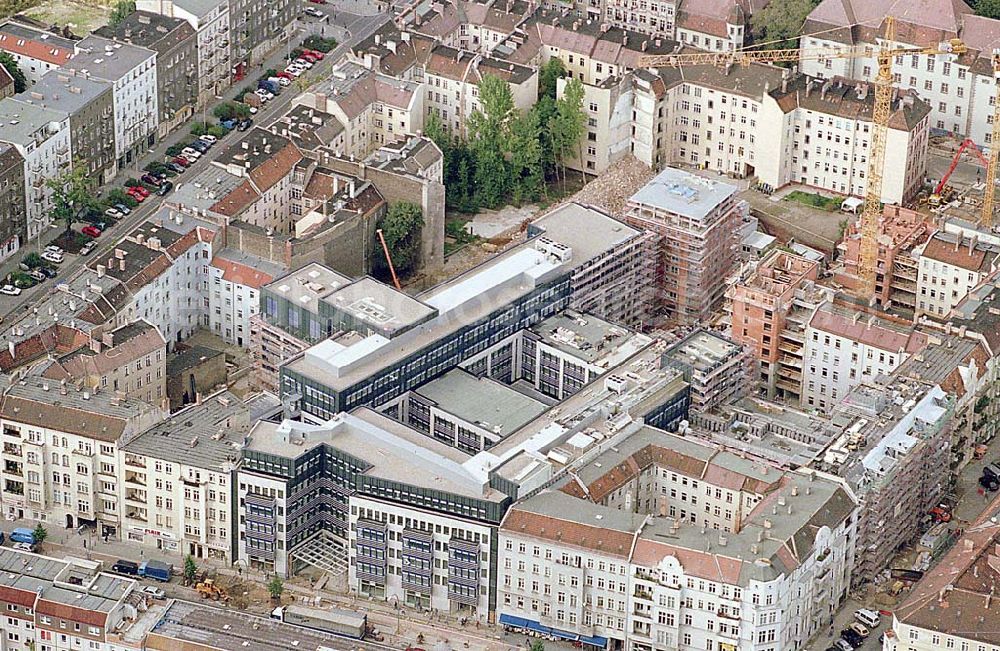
0 0 996 649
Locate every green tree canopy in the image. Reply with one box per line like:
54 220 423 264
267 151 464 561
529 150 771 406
32 524 46 547
267 576 284 600
750 0 820 51
975 0 1000 18
538 57 566 100
548 77 587 186
0 53 26 94
46 164 98 232
109 0 136 27
374 202 424 280
183 555 198 583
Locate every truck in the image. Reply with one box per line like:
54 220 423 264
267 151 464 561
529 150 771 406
9 528 34 545
257 78 279 94
138 560 173 582
270 604 368 639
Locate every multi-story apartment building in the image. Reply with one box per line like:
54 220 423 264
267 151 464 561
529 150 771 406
0 143 25 261
625 167 740 325
46 320 168 406
0 370 164 536
303 62 424 160
497 426 859 651
887 498 1000 651
0 19 75 84
65 36 158 171
801 303 928 412
209 128 304 234
757 75 931 204
916 231 1000 320
0 98 71 244
727 249 827 402
119 390 263 560
208 249 281 347
279 202 654 418
662 328 749 411
136 0 231 107
228 0 296 70
0 547 144 651
17 71 117 185
835 205 934 313
798 0 1000 144
422 46 537 137
95 11 199 138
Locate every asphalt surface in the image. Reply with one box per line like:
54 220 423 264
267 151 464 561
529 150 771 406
0 8 387 321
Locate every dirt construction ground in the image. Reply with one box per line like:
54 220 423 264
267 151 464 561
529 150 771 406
20 0 111 34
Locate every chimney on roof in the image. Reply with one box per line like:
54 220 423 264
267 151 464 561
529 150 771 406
956 237 962 253
781 68 789 94
641 40 648 52
7 341 13 361
806 79 812 98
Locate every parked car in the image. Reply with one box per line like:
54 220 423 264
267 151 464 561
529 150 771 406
854 609 881 628
285 66 303 77
190 140 210 153
304 6 324 16
220 119 236 130
114 203 131 215
128 185 150 197
832 641 853 651
27 269 45 282
39 266 57 278
79 241 96 256
12 542 34 552
104 208 122 219
308 0 326 4
840 630 863 648
983 462 1000 484
277 76 291 86
81 225 102 238
198 134 218 144
180 147 202 160
140 174 162 187
981 474 999 491
255 89 273 101
277 71 294 80
301 53 318 63
8 529 34 546
168 162 186 174
41 251 63 264
156 181 173 196
294 58 313 69
172 156 192 167
112 559 139 576
0 284 21 296
306 49 325 60
238 119 253 131
848 623 869 638
139 585 166 599
127 189 146 202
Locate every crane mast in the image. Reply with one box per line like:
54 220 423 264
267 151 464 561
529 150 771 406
983 52 1000 229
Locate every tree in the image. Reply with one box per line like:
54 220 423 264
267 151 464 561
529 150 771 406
468 75 516 208
0 53 26 94
109 0 136 27
267 576 284 600
976 0 1000 18
46 164 97 233
183 554 198 584
32 524 46 548
529 641 545 651
373 201 424 279
509 108 544 202
22 252 42 269
548 77 587 189
750 0 820 51
538 57 566 101
534 96 558 182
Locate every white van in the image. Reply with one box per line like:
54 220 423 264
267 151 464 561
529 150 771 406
854 608 880 628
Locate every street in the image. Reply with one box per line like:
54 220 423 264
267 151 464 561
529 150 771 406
0 7 387 321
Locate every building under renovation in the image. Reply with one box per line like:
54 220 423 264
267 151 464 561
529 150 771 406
626 168 741 325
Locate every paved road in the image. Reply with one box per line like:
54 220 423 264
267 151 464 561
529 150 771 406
0 10 387 321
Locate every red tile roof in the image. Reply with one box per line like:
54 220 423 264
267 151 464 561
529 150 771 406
922 234 997 272
0 29 74 65
809 308 929 354
37 598 108 628
211 256 274 289
502 508 635 558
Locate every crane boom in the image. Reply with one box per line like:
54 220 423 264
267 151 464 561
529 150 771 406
639 17 966 300
983 52 1000 229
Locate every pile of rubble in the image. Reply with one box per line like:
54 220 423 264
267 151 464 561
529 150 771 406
567 155 654 216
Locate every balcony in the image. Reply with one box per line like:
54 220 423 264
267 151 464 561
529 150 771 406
125 489 146 503
124 471 146 486
3 428 20 439
124 455 146 469
633 587 652 601
125 509 147 523
3 443 21 455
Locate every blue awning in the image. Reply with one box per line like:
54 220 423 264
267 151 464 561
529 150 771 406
498 615 607 648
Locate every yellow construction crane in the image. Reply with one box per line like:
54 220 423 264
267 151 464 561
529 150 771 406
983 52 1000 229
640 17 966 299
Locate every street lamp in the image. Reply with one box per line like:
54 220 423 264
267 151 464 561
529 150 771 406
390 594 401 634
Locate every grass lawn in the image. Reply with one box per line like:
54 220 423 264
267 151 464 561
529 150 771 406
23 0 111 34
784 190 844 212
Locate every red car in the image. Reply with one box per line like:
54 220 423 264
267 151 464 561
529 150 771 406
130 185 151 197
81 225 102 238
301 53 318 63
308 0 326 4
172 156 191 167
306 49 325 60
277 71 294 80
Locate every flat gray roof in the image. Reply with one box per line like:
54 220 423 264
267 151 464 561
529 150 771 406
19 71 111 115
67 36 155 82
629 167 737 221
169 165 244 214
0 97 67 146
414 368 547 436
529 202 641 270
528 311 635 364
264 262 351 314
662 328 743 374
123 391 275 470
323 277 437 336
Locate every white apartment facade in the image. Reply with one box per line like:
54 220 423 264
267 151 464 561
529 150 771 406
0 99 71 243
208 254 275 347
137 0 232 107
801 306 928 413
916 233 999 319
67 36 159 170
